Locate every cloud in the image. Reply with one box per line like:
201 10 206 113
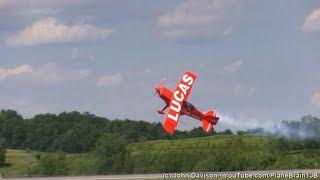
0 98 49 118
0 65 33 80
232 84 256 96
161 28 232 40
0 0 8 7
6 17 115 47
157 0 241 40
2 0 92 8
18 63 90 85
217 60 243 75
157 1 216 28
96 73 124 87
71 48 95 61
17 8 61 16
27 0 92 6
144 69 152 73
0 64 87 84
310 91 320 107
302 7 320 32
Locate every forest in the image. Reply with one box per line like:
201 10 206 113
1 109 320 176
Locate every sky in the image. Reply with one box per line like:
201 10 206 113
1 0 320 131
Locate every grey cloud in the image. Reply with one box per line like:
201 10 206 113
157 0 242 40
6 17 115 47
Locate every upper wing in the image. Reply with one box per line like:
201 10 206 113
162 71 197 134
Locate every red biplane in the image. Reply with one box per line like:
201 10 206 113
155 71 219 135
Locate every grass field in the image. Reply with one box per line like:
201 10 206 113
0 149 95 177
0 149 38 177
1 135 320 178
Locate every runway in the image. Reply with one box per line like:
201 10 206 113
4 169 320 180
4 174 162 180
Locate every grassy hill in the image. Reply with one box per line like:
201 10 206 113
1 135 320 177
125 135 320 173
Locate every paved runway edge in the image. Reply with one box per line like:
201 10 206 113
4 169 320 180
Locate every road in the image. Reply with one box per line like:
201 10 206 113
4 169 320 180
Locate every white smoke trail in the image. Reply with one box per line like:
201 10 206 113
215 112 276 132
216 113 320 139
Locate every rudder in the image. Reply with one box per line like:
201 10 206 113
201 111 218 133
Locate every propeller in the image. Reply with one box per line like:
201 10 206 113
160 78 166 86
154 78 166 95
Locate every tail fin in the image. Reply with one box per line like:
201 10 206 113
201 111 219 133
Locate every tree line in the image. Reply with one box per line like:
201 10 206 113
0 109 234 154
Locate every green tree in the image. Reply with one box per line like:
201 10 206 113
93 133 128 174
0 138 6 167
31 153 68 175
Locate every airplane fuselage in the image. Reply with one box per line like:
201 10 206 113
156 86 204 121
